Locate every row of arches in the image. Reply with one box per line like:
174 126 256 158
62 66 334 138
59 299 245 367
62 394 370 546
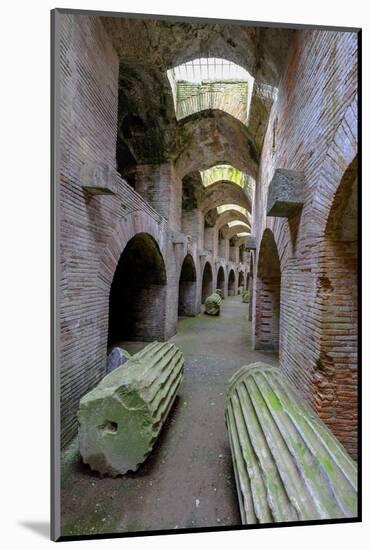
107 235 246 348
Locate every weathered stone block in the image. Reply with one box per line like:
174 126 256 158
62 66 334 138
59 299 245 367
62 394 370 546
171 231 189 245
267 169 305 217
241 289 249 303
225 362 357 524
81 161 117 195
245 236 256 250
78 341 184 476
204 292 222 316
106 347 131 373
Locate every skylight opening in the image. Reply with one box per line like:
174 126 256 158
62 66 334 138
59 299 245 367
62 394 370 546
217 204 247 215
167 58 255 125
171 58 251 84
228 221 249 228
200 164 246 188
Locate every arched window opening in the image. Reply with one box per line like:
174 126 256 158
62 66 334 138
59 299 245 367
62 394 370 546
108 233 167 346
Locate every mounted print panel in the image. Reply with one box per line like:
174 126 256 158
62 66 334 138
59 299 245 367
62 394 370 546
51 8 361 542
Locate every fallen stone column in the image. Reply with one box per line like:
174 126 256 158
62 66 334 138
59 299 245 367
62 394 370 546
225 362 357 524
241 289 249 303
215 288 223 298
204 292 222 315
78 341 184 476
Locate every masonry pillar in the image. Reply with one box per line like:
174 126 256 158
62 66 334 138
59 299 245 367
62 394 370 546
204 226 214 254
218 237 227 259
229 243 238 263
181 208 204 249
135 162 182 230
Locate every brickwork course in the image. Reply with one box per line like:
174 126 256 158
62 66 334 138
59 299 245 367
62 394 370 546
56 12 359 462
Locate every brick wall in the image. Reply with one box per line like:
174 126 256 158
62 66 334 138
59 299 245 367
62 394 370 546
135 163 182 230
59 15 240 446
254 276 281 350
176 80 249 124
57 13 244 447
181 209 204 249
57 14 357 458
252 29 358 457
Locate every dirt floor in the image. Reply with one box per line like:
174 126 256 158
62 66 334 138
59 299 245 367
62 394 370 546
60 295 279 537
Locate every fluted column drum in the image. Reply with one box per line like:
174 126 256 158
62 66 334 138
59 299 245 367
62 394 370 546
204 292 222 316
78 341 184 476
225 362 357 524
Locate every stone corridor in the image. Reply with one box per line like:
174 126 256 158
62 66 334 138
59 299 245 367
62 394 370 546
61 296 278 536
55 11 359 539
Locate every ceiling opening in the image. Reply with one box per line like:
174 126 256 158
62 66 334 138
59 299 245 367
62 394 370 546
167 58 255 125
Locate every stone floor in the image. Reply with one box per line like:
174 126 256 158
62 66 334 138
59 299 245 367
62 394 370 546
60 296 279 537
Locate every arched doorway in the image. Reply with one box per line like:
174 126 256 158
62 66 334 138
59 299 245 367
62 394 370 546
178 254 197 316
228 269 236 296
108 233 167 346
315 157 358 458
254 229 281 350
201 262 213 303
216 266 225 298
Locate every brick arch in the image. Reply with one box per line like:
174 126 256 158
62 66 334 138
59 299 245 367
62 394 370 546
175 110 259 180
254 228 281 351
224 225 251 240
98 210 168 290
176 90 250 126
177 245 199 278
199 181 251 214
314 154 358 459
257 101 357 270
214 209 251 231
107 231 168 344
96 211 170 348
312 97 357 236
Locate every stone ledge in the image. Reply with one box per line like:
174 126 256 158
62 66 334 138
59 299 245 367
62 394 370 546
81 161 117 195
170 231 189 245
267 169 305 217
245 236 256 250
